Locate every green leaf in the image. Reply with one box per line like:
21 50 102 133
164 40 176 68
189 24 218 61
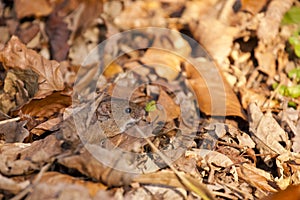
287 85 300 98
273 83 288 96
282 6 300 25
145 100 157 112
288 68 300 82
294 44 300 58
289 35 300 46
288 101 297 108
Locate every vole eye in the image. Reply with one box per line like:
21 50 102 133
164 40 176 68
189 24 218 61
125 107 132 114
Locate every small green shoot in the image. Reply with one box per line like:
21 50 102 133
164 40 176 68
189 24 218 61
145 100 157 112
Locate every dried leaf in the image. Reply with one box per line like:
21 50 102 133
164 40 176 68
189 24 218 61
237 163 277 192
240 0 269 15
141 49 181 81
113 1 166 29
26 183 92 200
14 0 53 19
19 92 71 120
0 173 29 194
248 103 290 155
185 60 246 119
0 135 62 176
157 89 180 120
134 170 216 200
37 172 107 196
0 36 64 98
46 10 70 61
190 18 239 64
262 185 300 200
58 148 134 187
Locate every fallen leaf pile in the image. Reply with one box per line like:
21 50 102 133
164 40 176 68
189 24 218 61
0 0 300 199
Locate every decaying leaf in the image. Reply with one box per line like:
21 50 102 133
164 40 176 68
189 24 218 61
0 134 62 176
237 163 277 192
0 36 64 98
248 103 290 156
17 92 71 135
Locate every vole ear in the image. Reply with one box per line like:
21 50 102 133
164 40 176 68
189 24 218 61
97 101 112 116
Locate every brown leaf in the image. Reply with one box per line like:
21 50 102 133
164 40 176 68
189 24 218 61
185 60 246 119
14 0 54 19
141 49 181 81
0 36 65 98
240 0 269 14
0 134 62 176
190 18 239 64
46 10 70 61
37 172 107 196
0 68 38 113
237 163 277 192
248 103 289 155
157 89 180 120
19 92 71 120
58 148 134 187
262 185 300 200
0 173 29 194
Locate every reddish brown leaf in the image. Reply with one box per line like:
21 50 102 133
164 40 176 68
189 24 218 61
0 36 65 98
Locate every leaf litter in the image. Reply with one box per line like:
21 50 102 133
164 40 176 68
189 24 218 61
0 0 299 200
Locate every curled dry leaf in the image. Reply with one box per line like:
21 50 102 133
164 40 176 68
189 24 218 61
17 92 71 135
19 92 71 119
0 36 64 98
